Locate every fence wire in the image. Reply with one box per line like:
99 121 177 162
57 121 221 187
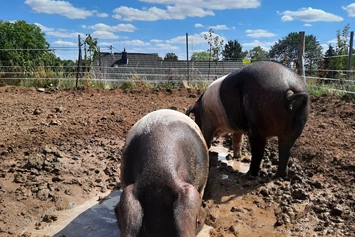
0 48 354 95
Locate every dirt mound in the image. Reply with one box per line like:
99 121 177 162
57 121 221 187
0 87 354 237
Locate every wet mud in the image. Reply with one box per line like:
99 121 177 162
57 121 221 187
0 86 354 237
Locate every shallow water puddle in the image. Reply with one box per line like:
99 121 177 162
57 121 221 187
210 145 250 173
24 190 122 237
24 189 212 237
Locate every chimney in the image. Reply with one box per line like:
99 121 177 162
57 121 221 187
121 48 128 64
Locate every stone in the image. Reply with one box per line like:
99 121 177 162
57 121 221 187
330 204 343 216
37 188 50 201
33 108 42 115
230 207 247 213
182 80 190 89
259 188 269 197
292 189 308 200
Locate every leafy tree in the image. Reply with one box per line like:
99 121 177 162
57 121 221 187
0 20 55 67
248 46 269 61
204 29 224 79
331 24 355 80
191 51 210 61
164 52 178 61
223 40 245 60
322 44 336 78
83 34 99 64
334 24 350 73
269 32 322 71
204 29 224 61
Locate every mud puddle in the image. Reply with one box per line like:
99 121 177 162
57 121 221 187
210 145 250 173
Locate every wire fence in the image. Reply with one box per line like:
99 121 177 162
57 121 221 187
0 47 354 95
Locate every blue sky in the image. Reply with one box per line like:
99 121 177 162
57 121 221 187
1 0 355 60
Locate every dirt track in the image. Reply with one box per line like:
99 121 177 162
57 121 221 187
0 86 354 237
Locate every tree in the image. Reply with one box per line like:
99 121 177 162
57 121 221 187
0 20 55 67
204 29 224 79
334 24 350 72
83 34 99 65
164 52 178 61
323 44 336 78
269 32 322 70
248 46 269 61
191 51 210 61
204 29 224 61
223 40 245 60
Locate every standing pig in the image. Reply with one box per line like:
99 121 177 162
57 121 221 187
115 109 209 237
186 61 310 177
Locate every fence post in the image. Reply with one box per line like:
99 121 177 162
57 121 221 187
76 35 82 89
186 33 189 80
347 31 354 80
297 31 306 83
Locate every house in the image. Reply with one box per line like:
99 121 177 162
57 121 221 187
93 49 244 81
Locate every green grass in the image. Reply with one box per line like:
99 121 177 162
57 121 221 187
2 74 354 103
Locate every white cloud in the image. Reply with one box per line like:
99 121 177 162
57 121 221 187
46 30 85 38
245 29 276 38
327 35 348 45
120 40 151 46
195 23 204 28
113 0 260 21
52 39 77 47
281 15 293 22
154 43 180 50
139 0 261 10
209 25 229 30
242 40 274 50
86 23 137 33
343 3 355 17
150 39 164 43
113 6 214 21
281 7 343 22
327 38 338 45
34 23 54 32
96 12 109 18
91 31 119 39
304 23 312 27
167 31 225 45
25 0 93 19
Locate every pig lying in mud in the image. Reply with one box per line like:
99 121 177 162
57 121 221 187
115 109 209 237
186 61 310 177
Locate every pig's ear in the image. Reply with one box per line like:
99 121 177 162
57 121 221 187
186 105 195 116
115 185 143 236
173 184 201 236
186 93 204 116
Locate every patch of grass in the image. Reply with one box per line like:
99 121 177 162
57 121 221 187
119 80 137 92
188 81 210 89
308 85 334 96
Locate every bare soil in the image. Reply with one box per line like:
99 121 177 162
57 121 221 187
0 86 354 237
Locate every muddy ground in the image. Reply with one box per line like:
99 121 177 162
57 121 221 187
0 86 354 237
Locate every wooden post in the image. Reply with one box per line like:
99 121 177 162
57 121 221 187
186 33 189 80
76 34 82 89
347 31 354 80
297 31 306 83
